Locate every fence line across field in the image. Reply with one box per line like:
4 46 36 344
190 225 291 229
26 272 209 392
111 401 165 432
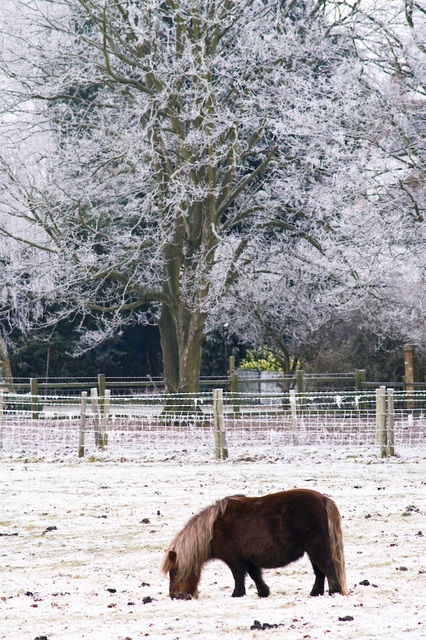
0 388 425 459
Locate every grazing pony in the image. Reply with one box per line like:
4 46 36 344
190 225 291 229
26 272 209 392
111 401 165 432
162 489 348 599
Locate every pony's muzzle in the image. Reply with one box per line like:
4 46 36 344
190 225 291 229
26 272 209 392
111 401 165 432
170 592 192 600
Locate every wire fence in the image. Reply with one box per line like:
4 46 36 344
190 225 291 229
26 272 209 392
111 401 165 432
0 388 425 459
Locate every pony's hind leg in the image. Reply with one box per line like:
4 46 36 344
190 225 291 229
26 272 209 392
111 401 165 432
247 564 270 598
325 569 342 595
308 551 341 595
309 563 325 596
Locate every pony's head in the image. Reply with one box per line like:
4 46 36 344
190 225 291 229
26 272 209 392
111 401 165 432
162 550 200 600
162 499 228 600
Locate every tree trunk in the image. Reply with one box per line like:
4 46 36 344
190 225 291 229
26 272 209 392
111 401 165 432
158 302 207 423
158 303 206 395
158 200 215 401
0 334 13 385
158 304 180 394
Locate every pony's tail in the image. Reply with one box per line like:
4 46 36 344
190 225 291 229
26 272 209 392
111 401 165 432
325 498 348 595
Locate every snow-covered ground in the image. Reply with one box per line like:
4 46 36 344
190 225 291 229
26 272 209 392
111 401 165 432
0 446 425 639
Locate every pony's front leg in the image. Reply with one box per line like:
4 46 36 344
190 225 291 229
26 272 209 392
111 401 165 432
229 565 247 597
248 564 270 598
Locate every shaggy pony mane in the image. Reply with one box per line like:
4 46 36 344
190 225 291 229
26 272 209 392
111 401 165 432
161 497 233 580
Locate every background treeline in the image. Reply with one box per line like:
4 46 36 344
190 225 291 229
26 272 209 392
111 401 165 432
8 317 424 383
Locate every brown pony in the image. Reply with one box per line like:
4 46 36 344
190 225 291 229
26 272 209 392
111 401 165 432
162 489 348 599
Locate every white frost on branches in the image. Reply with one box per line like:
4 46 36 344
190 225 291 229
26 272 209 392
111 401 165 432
0 0 424 384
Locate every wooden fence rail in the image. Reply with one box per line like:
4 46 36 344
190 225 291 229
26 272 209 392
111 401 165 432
1 387 425 459
2 368 423 400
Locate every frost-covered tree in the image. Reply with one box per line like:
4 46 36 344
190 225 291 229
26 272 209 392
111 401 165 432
208 246 336 376
343 0 426 348
206 188 401 373
214 1 426 364
0 0 385 392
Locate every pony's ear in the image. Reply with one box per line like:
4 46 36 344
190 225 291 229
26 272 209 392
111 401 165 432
161 549 178 574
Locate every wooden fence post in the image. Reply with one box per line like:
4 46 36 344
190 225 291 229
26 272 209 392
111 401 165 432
296 370 304 413
91 386 109 450
376 386 387 458
386 388 395 457
354 369 366 391
403 345 416 410
30 377 39 420
289 390 299 445
296 370 304 394
98 373 106 413
78 391 87 458
91 388 100 448
0 390 3 450
355 369 367 411
101 389 110 449
228 355 235 376
230 372 241 416
213 388 228 459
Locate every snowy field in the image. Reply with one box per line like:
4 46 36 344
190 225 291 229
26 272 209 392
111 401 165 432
1 446 425 640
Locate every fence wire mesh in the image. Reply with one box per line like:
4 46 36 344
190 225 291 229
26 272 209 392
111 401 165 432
0 389 425 458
